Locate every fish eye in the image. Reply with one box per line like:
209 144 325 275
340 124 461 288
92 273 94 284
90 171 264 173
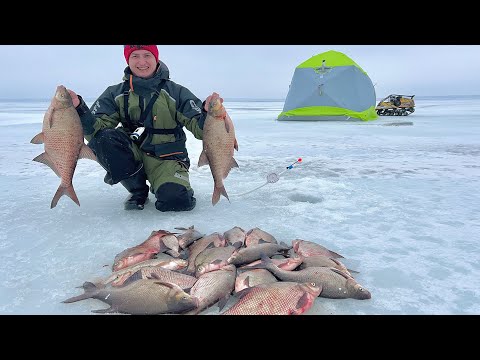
359 287 364 291
198 266 203 272
311 282 316 287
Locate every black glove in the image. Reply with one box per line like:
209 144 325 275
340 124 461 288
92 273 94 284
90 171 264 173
75 95 90 117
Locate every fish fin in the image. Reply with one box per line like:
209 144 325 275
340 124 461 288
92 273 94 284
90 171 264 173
78 144 97 161
296 292 310 309
234 138 239 151
324 248 344 259
62 281 98 303
243 276 250 288
211 259 223 265
258 239 269 244
242 256 269 271
153 281 184 292
234 286 255 300
198 150 209 167
217 294 230 312
330 258 358 274
30 132 45 144
329 258 346 268
92 307 117 314
232 241 243 250
205 241 216 250
51 185 80 209
347 268 360 274
230 157 239 169
122 270 143 286
33 152 61 178
329 251 344 259
222 159 239 180
329 267 353 280
174 226 192 231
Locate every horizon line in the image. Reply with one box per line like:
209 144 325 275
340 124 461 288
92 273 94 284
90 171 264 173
2 94 480 102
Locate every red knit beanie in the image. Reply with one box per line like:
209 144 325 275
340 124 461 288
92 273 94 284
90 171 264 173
123 45 159 63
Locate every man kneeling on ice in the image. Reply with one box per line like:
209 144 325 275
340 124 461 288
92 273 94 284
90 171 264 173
68 45 223 211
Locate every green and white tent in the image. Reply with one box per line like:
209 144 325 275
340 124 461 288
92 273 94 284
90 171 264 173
277 50 378 121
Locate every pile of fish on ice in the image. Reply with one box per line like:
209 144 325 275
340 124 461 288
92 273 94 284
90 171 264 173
62 226 372 315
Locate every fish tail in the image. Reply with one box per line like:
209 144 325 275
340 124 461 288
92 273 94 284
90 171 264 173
260 254 278 272
212 187 221 205
212 186 229 206
51 184 80 208
62 282 99 303
260 253 273 265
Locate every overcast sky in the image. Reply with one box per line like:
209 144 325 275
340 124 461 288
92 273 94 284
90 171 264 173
2 45 480 101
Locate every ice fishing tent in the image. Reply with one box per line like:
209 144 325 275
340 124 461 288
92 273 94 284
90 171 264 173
277 50 378 121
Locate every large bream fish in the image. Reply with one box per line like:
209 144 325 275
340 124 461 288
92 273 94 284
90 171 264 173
30 85 97 208
198 93 239 205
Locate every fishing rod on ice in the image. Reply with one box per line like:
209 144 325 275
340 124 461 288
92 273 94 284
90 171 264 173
230 158 303 197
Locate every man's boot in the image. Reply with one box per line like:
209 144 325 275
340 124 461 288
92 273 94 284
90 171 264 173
120 171 150 210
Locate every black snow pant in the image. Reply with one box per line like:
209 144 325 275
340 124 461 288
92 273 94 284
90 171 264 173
87 129 143 184
88 129 196 212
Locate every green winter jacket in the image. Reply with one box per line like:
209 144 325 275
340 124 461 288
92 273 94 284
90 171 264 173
78 61 206 165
